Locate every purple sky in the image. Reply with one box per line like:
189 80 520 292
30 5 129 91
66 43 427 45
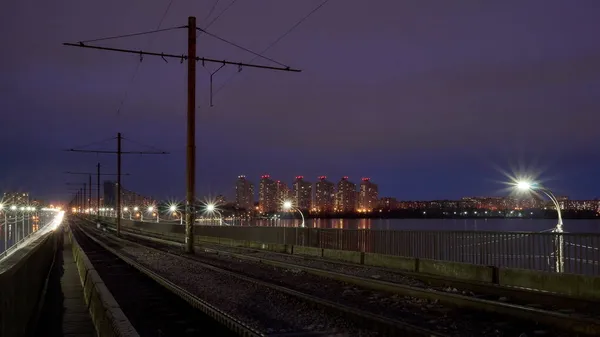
1 0 600 202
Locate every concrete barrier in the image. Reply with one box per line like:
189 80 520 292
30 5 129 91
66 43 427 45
417 259 495 283
293 245 323 257
498 267 600 300
323 248 363 264
0 231 56 337
69 230 139 337
363 252 417 272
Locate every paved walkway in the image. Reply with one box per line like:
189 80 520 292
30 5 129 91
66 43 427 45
34 232 96 337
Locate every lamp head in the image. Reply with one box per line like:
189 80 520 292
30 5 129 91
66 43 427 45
283 201 292 210
516 181 532 191
206 203 215 212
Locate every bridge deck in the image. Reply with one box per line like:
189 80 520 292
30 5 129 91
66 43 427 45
35 232 96 337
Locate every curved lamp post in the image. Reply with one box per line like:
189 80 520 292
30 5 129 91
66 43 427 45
282 200 305 228
169 205 183 225
0 203 6 252
147 206 159 223
133 206 141 221
204 203 230 226
516 181 564 273
123 207 132 220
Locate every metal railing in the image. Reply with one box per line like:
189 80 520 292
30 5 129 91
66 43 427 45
193 226 600 276
0 212 58 259
94 216 600 276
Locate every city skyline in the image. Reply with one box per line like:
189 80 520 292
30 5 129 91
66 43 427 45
1 1 600 201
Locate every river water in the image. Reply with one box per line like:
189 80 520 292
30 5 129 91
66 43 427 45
218 218 600 233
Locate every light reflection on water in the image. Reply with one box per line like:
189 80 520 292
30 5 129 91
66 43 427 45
210 218 600 233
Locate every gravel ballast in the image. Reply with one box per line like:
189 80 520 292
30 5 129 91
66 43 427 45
92 233 379 336
198 242 600 319
99 231 572 337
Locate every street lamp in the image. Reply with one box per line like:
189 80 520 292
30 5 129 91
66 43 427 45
282 200 305 227
202 203 230 226
123 207 131 220
147 206 158 223
515 180 564 273
0 203 6 252
133 206 141 221
169 204 183 225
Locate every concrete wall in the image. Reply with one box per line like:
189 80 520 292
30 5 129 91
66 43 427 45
68 228 139 337
499 267 600 299
0 231 56 337
92 216 600 300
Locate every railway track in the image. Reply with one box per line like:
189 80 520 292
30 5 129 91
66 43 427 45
90 219 600 336
197 240 600 313
78 221 447 337
69 222 255 337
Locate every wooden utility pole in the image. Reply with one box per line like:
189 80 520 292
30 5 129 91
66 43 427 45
64 16 300 253
117 133 122 236
97 163 101 221
88 174 92 211
185 16 197 253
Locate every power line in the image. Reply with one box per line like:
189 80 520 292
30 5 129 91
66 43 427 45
203 0 238 32
197 27 288 67
116 0 176 116
70 136 117 150
80 26 184 44
202 0 221 26
214 0 330 96
121 136 168 153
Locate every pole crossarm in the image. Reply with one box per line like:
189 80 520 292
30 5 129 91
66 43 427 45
66 149 168 155
62 42 302 72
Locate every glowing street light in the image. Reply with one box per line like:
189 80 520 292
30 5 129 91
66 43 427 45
515 180 564 273
169 204 183 225
123 207 132 220
147 206 159 222
282 200 305 228
133 206 142 221
515 180 563 228
0 203 6 252
202 203 229 226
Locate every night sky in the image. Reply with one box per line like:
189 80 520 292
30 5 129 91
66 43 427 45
1 0 600 202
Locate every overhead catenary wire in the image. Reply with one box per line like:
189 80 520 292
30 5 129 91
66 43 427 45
202 0 238 32
80 26 185 44
116 0 177 116
202 0 221 26
197 27 289 67
121 136 168 153
69 136 117 150
213 0 330 96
